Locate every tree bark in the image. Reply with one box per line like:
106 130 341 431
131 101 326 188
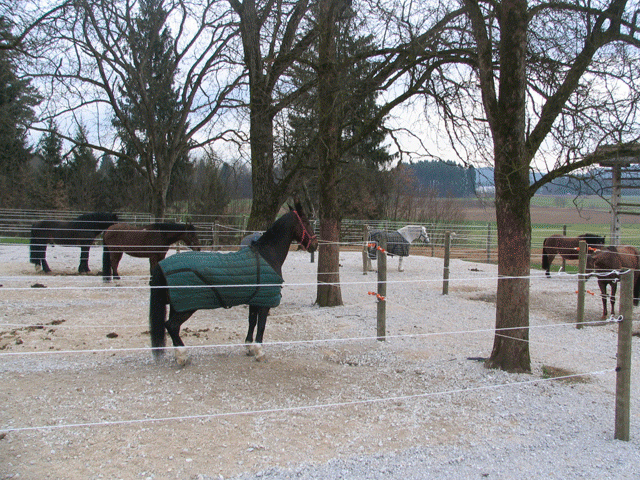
230 0 316 231
486 162 532 372
150 160 171 220
484 0 532 372
246 94 283 231
315 0 344 307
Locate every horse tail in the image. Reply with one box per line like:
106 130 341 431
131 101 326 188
149 265 168 359
102 246 112 282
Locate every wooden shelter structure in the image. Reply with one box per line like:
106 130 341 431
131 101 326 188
586 143 640 245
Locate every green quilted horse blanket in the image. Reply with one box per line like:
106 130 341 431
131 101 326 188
158 248 284 313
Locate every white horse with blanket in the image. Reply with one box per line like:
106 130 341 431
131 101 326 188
367 225 430 272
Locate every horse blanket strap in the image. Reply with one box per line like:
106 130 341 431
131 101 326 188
368 230 410 258
158 248 284 313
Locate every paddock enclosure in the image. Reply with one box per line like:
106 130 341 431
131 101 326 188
1 211 640 478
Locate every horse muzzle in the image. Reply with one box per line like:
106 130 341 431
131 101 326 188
302 235 318 253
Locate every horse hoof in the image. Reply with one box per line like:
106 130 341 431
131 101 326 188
253 345 266 361
175 347 189 366
246 343 265 360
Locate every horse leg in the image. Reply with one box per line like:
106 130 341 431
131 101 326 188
78 246 90 273
166 308 196 366
38 244 51 273
111 252 123 280
542 249 554 277
245 306 259 356
246 306 268 361
102 246 112 282
610 281 618 317
30 241 48 272
41 258 51 273
148 254 164 274
598 279 608 319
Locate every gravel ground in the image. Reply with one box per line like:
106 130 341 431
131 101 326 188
1 244 639 480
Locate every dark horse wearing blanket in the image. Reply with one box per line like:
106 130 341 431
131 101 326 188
586 245 640 319
149 202 318 365
102 222 201 281
30 212 119 273
542 233 605 277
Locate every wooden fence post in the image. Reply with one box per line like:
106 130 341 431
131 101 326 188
212 224 219 252
377 237 387 341
310 220 317 263
362 224 370 274
486 223 491 263
562 225 567 272
443 231 451 295
576 240 587 328
615 269 633 441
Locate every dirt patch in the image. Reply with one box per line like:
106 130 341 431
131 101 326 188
0 246 637 479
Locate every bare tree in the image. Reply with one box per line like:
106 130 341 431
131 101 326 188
228 0 318 230
29 0 244 218
416 0 640 371
1 0 71 52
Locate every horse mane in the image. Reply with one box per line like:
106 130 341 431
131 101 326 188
254 212 292 247
579 233 606 245
70 212 118 227
147 222 193 232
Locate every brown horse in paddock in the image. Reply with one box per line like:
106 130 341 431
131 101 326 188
542 233 606 277
102 222 201 281
586 245 640 319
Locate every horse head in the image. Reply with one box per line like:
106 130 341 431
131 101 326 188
184 224 201 251
419 226 430 244
586 247 623 278
291 201 318 253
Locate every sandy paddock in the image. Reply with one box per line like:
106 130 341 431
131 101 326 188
1 243 639 479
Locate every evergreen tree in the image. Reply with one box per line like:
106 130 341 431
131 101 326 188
286 32 394 219
407 160 476 197
112 0 191 217
0 18 40 207
64 126 100 210
31 120 67 209
187 153 230 215
96 155 123 212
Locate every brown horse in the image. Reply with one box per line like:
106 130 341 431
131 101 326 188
102 222 201 281
542 233 606 276
586 245 640 318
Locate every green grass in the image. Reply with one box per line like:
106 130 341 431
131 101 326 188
1 237 28 244
530 195 640 209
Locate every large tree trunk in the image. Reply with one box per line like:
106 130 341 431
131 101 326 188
485 0 531 372
150 163 171 220
230 0 315 232
247 96 283 231
485 162 532 372
316 218 343 306
315 0 343 307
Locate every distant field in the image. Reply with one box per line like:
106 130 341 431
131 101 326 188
457 195 640 273
462 195 640 227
